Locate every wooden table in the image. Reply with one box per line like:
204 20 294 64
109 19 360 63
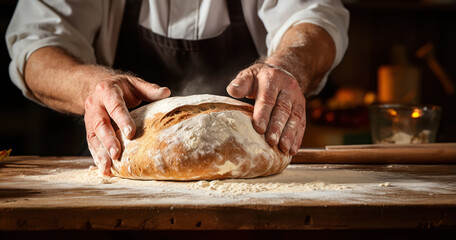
0 156 455 238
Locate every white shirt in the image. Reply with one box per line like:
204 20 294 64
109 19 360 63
6 0 349 102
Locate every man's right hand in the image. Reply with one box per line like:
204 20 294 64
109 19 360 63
84 74 170 176
23 47 170 176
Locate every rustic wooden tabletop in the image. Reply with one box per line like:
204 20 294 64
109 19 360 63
0 156 455 232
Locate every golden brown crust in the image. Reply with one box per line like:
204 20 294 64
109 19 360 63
113 140 288 180
111 99 291 180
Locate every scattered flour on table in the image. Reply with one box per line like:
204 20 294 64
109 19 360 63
18 161 456 204
30 165 354 195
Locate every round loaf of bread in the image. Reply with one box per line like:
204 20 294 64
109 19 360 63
111 94 291 180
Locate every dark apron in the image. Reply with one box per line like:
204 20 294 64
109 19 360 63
113 0 260 97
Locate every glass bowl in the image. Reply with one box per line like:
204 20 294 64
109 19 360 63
369 104 441 144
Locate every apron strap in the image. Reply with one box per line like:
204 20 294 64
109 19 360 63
122 0 142 26
226 0 246 23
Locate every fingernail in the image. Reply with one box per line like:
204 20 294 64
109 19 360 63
230 83 240 88
123 126 132 138
159 87 169 90
259 120 267 132
109 147 118 159
269 133 279 144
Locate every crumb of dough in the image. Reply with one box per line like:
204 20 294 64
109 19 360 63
379 182 391 187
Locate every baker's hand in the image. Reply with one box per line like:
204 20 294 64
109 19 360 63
227 63 306 156
84 74 170 175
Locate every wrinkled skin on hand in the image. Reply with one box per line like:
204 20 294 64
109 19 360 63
227 63 306 156
84 74 170 175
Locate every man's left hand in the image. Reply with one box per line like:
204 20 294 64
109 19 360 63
227 63 306 156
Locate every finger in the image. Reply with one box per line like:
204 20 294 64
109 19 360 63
252 69 282 134
85 115 112 176
89 142 112 176
101 84 136 140
289 103 307 155
85 94 121 161
93 107 121 160
279 99 306 153
290 120 306 156
227 65 261 99
265 89 293 148
128 77 171 101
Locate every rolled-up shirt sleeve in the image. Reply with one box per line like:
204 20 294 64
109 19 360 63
258 0 349 95
5 0 103 102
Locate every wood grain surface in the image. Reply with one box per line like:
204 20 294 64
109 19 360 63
0 156 455 231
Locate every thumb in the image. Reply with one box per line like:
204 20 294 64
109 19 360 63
226 64 261 99
128 77 171 102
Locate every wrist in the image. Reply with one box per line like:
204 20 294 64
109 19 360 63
265 23 336 96
73 65 113 109
256 58 299 84
261 53 312 94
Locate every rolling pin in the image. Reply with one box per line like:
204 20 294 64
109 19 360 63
292 143 456 164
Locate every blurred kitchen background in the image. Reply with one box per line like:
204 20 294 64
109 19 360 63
1 0 455 156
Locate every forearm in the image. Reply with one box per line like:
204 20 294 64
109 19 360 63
24 47 113 115
265 23 336 95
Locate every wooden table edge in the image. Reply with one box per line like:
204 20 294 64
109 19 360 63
1 204 455 231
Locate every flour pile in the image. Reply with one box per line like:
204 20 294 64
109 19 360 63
32 165 352 195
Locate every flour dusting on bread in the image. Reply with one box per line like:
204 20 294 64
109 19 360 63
111 94 291 180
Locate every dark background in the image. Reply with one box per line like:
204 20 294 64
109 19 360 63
0 0 86 156
1 0 455 156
